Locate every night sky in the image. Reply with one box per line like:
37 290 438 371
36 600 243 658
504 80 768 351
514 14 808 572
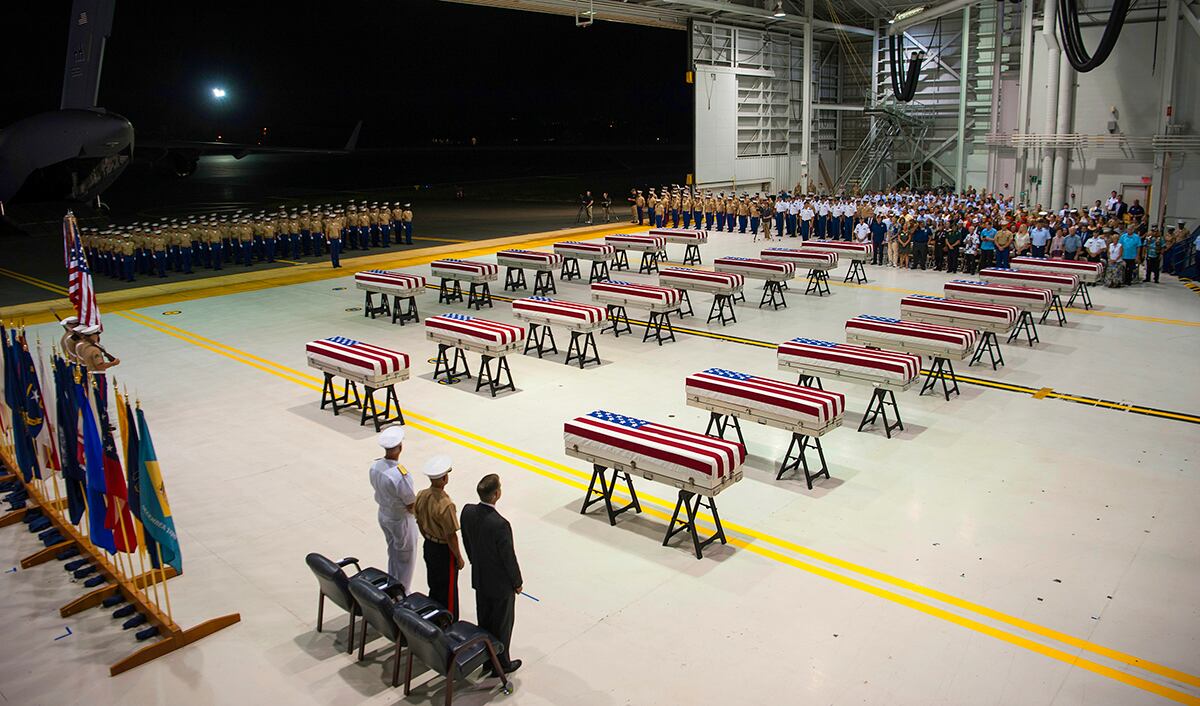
5 0 691 148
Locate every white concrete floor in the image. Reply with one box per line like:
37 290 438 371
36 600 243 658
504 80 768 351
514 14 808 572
2 230 1199 706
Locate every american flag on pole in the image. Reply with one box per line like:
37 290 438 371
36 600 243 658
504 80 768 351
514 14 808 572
63 212 101 328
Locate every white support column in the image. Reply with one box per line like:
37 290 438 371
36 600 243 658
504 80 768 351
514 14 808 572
1051 60 1075 208
1038 0 1060 207
801 0 813 192
1014 0 1034 200
1153 0 1181 229
987 2 1003 193
955 6 971 192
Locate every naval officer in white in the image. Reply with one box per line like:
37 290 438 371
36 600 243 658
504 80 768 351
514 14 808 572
369 426 418 589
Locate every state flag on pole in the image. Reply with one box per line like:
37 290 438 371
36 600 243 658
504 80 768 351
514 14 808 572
76 374 115 553
53 356 87 525
94 377 136 553
118 390 159 567
136 407 181 573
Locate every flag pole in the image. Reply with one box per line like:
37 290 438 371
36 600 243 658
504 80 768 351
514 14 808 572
119 384 159 611
154 542 174 624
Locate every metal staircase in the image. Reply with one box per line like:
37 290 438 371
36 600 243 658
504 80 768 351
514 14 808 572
837 102 932 193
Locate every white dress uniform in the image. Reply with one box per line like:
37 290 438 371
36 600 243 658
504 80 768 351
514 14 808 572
370 455 418 588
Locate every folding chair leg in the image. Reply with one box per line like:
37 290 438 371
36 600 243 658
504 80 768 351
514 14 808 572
392 638 403 687
316 592 324 632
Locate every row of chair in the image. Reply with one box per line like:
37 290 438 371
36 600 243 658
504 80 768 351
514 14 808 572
305 553 512 704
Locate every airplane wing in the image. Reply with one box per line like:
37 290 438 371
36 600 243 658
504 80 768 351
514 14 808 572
138 120 362 157
61 0 116 110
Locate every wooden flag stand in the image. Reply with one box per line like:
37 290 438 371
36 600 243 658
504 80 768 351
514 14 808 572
0 450 241 676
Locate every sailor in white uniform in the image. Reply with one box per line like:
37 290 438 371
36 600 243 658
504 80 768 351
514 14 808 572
369 426 418 589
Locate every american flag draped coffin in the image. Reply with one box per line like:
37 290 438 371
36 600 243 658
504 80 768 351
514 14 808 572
978 267 1079 294
900 295 1019 334
306 337 411 386
800 240 873 261
424 313 526 355
844 315 978 360
511 296 606 331
658 267 744 295
760 248 839 270
430 259 500 283
944 280 1053 313
564 410 746 496
1010 256 1103 283
605 234 667 252
591 280 683 312
553 241 616 260
649 228 708 244
354 270 427 297
685 368 845 435
496 249 564 271
713 257 796 281
777 338 921 389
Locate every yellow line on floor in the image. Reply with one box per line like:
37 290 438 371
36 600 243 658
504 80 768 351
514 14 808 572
1032 387 1054 399
416 237 471 244
112 309 1200 701
274 259 305 265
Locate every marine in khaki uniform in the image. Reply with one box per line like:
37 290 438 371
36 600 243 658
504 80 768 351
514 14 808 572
414 455 465 618
634 191 646 225
400 204 413 245
73 324 120 373
58 316 81 362
681 192 693 228
326 211 343 268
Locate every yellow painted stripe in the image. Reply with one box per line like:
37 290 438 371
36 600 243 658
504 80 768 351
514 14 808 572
1033 387 1054 399
113 310 1200 696
274 259 305 265
415 237 471 244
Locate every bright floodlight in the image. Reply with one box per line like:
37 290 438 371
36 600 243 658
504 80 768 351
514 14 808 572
212 87 227 99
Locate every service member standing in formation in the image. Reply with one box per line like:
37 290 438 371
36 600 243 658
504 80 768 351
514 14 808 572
414 455 465 618
369 427 418 589
460 473 523 675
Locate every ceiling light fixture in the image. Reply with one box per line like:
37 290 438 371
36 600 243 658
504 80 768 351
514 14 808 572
772 1 786 17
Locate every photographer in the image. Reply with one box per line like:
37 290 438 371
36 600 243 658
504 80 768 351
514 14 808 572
581 191 594 225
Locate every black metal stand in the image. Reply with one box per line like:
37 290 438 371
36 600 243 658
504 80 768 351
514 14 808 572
566 331 601 368
759 280 787 309
533 270 556 295
319 373 403 431
708 294 736 326
364 291 389 319
796 374 824 389
438 278 463 305
1040 293 1067 326
683 243 701 265
643 310 676 345
858 387 903 438
845 260 868 284
1008 310 1039 346
589 260 610 283
777 433 830 489
523 323 558 358
468 282 493 310
503 267 527 292
320 372 361 415
580 464 641 525
433 344 472 383
920 356 960 400
638 251 659 274
360 385 404 432
1066 281 1092 309
476 355 515 397
969 331 1005 369
664 491 725 560
705 411 745 445
390 295 419 325
561 257 581 281
805 269 831 296
612 250 629 271
602 305 632 338
677 290 694 317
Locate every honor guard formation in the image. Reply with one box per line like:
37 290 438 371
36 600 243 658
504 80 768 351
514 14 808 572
76 200 415 279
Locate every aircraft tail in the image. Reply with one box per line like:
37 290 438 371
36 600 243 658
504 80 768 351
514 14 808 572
60 0 116 110
344 120 363 152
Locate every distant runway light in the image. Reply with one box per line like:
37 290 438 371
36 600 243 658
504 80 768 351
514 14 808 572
211 87 227 99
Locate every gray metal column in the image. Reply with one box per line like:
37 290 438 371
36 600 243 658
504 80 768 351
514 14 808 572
955 6 971 191
1014 0 1034 199
801 0 813 192
1153 0 1181 229
1038 0 1061 206
1051 60 1075 208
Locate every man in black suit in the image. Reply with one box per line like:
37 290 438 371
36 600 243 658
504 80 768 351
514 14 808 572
460 474 523 674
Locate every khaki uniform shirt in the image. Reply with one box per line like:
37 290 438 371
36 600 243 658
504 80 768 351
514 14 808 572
75 341 106 372
414 486 458 544
59 333 80 361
